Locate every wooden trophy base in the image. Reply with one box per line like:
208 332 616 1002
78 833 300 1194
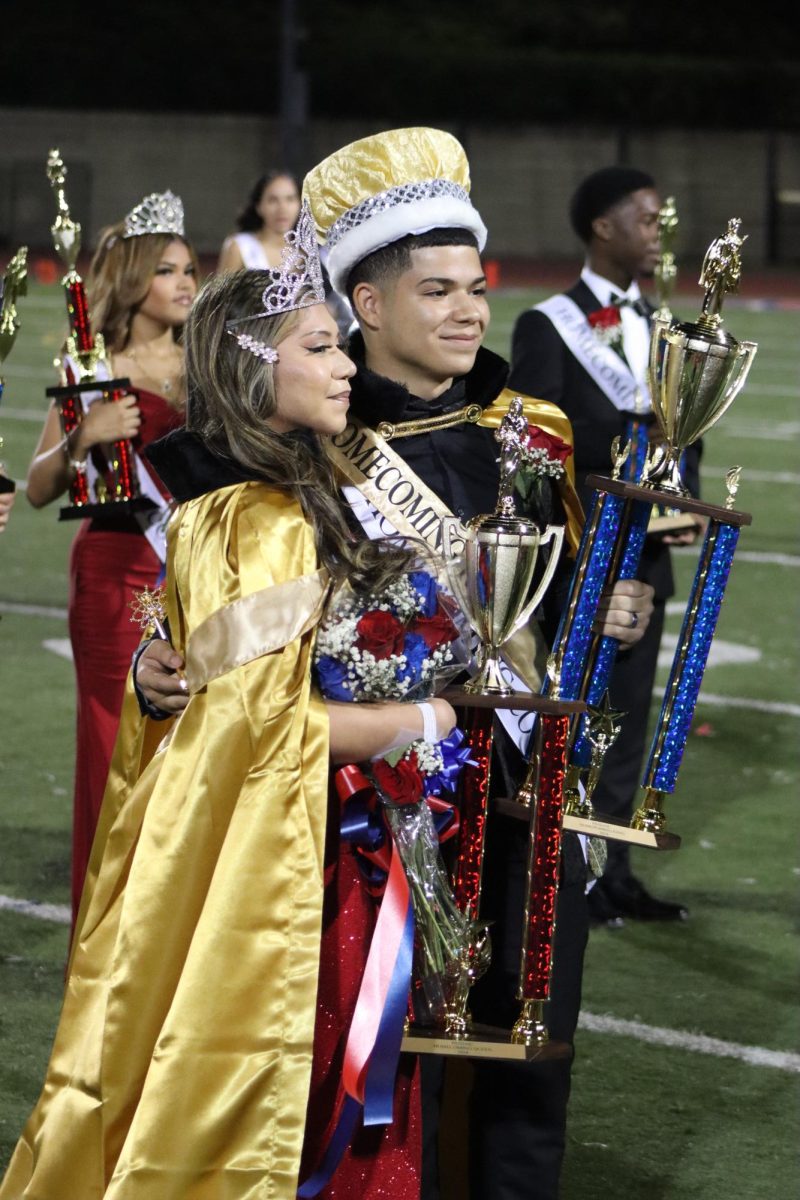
493 797 680 850
402 1022 570 1062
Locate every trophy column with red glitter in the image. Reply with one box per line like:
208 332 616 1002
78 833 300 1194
45 148 147 520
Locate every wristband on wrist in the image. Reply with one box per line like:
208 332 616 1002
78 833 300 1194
62 433 87 475
415 701 438 744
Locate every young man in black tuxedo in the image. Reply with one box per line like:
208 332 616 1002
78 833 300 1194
509 166 702 927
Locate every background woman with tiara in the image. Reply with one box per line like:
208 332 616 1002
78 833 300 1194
0 206 454 1199
24 191 199 922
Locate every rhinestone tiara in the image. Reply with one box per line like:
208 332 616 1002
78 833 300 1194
123 190 185 239
230 202 326 323
326 179 469 250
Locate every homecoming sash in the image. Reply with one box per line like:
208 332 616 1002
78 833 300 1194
63 354 172 562
536 294 650 413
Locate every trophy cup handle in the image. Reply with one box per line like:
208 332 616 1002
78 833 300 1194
441 516 471 614
507 523 566 639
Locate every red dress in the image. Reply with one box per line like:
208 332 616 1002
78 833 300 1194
67 389 183 921
300 789 422 1198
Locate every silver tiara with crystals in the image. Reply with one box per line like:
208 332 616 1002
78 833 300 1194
227 202 326 360
123 190 185 239
253 201 325 316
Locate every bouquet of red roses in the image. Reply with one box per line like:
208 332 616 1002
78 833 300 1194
314 568 464 702
315 565 475 1019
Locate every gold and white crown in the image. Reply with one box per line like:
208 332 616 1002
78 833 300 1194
303 127 487 294
123 190 185 239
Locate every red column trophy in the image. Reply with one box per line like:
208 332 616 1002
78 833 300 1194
401 400 584 1061
0 246 28 492
45 148 150 521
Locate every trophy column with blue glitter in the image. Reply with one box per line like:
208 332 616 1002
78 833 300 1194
527 219 756 848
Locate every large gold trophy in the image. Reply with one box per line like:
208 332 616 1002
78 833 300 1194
442 399 565 696
403 402 583 1060
643 218 757 497
507 220 755 857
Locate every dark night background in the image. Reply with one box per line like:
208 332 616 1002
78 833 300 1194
2 1 797 129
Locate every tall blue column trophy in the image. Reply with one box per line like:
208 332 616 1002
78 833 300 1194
529 219 755 848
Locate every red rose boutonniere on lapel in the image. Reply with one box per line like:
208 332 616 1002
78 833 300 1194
587 305 623 351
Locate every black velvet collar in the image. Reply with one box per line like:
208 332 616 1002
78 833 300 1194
145 428 260 503
346 331 509 428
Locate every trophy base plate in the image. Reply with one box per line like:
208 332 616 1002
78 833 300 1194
402 1022 570 1062
647 511 700 537
494 797 681 850
59 497 157 522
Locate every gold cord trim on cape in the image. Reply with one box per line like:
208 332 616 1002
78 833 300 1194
376 403 483 440
185 568 330 694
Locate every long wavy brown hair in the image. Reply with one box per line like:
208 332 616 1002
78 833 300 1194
87 226 200 353
184 269 413 594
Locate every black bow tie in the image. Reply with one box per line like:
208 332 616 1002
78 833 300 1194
612 295 650 319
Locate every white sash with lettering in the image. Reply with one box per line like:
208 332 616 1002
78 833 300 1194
536 294 650 413
328 419 541 757
63 356 172 563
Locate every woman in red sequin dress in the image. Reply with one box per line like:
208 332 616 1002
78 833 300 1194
26 195 199 922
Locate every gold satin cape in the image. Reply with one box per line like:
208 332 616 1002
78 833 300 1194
1 482 331 1200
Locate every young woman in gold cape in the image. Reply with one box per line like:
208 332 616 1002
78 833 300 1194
1 214 454 1199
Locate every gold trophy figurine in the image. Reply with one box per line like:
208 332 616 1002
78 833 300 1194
643 218 757 497
442 398 565 695
653 195 678 323
0 246 28 379
0 247 29 490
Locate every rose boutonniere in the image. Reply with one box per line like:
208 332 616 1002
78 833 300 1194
587 304 623 350
515 422 573 510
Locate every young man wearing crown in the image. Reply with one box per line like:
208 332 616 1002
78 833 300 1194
135 129 654 1200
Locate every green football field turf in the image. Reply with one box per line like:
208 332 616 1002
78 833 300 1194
0 280 798 1196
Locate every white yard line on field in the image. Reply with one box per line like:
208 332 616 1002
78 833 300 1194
700 465 800 485
579 1011 800 1074
0 406 48 421
671 547 800 567
653 687 800 718
0 601 68 619
0 894 70 925
719 419 800 440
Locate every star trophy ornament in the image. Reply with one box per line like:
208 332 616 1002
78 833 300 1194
45 148 151 521
0 246 28 493
402 402 583 1060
